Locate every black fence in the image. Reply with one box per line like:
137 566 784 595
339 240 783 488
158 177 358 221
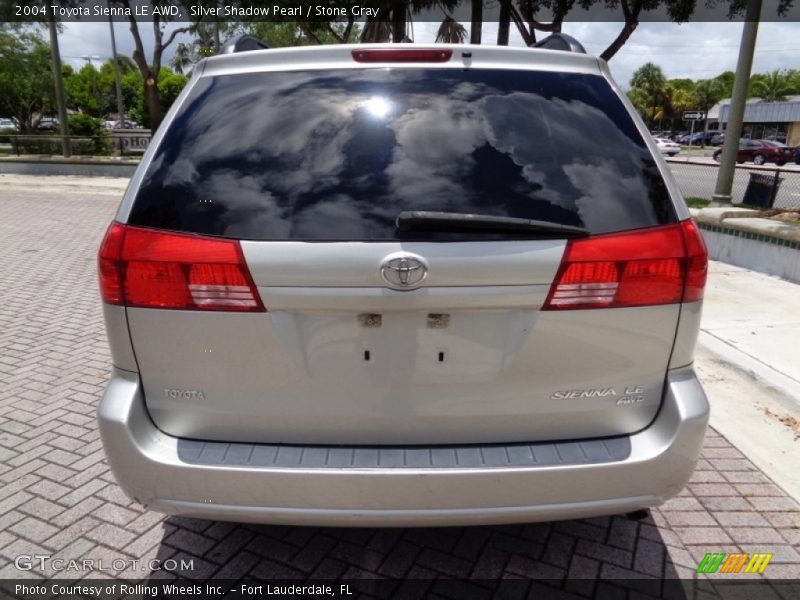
667 160 800 210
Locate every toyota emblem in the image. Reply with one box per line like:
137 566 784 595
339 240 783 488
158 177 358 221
380 254 428 290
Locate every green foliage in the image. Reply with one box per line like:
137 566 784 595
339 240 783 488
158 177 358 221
693 79 723 112
630 63 666 127
64 63 101 117
66 113 111 154
629 61 800 128
0 26 54 133
67 113 102 136
713 71 736 99
749 70 799 102
158 68 188 114
685 197 711 208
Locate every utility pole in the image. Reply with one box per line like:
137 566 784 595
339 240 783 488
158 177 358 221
47 10 70 157
712 0 762 204
80 55 101 104
108 10 125 125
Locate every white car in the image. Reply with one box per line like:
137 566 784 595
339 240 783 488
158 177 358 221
654 137 681 156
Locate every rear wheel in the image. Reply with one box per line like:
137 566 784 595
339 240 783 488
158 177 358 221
753 154 766 165
713 152 721 163
777 161 786 166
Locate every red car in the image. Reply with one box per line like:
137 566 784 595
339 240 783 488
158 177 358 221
713 139 793 166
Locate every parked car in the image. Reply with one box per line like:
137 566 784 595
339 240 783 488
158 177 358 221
104 119 142 130
36 117 58 131
710 132 725 146
97 39 709 527
654 137 681 156
680 131 715 146
795 146 800 165
0 117 17 130
713 139 793 165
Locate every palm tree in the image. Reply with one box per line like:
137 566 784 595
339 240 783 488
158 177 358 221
170 43 193 75
435 17 467 43
655 84 694 130
752 69 795 102
631 63 666 127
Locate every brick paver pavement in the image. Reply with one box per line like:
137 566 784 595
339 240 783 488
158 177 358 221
1 184 799 597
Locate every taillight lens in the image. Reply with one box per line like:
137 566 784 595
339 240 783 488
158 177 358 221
543 220 707 310
98 222 125 304
97 223 265 312
352 49 452 63
681 218 708 303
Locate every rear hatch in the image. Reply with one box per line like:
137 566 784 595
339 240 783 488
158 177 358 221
106 55 700 445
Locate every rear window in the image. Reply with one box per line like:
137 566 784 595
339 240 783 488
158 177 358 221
130 68 676 241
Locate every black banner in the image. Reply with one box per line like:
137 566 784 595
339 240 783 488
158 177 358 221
1 579 800 600
1 0 799 23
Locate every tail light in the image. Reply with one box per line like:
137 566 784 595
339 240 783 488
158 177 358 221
543 220 707 310
352 49 452 63
97 223 265 312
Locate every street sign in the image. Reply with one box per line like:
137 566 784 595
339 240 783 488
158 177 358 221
683 111 706 121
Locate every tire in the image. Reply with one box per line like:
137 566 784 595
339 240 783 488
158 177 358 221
753 154 766 165
668 152 677 157
776 161 786 166
713 152 721 163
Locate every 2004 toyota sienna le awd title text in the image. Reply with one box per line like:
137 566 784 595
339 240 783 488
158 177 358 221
96 41 709 527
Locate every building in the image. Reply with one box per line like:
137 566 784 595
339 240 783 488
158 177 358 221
706 96 800 145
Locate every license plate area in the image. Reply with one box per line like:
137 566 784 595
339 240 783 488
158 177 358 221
272 310 537 386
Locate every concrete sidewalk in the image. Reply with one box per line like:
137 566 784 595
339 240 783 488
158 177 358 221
697 262 800 501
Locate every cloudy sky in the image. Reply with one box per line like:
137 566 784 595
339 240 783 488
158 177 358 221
58 18 798 90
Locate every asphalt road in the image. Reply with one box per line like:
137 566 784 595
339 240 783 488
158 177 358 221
667 159 800 209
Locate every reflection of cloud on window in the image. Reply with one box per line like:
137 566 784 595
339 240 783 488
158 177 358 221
563 162 652 230
163 158 199 186
481 92 658 229
387 95 483 208
131 69 672 240
201 171 289 238
169 74 356 199
291 196 373 239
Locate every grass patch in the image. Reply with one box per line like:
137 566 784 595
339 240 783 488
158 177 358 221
685 197 711 208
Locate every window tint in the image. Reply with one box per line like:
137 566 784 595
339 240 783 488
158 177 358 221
130 69 676 241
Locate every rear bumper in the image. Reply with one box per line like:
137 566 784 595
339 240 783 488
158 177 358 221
98 367 709 527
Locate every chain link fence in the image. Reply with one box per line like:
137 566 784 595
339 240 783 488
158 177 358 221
669 160 800 210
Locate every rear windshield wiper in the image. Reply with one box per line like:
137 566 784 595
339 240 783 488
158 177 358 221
396 211 590 238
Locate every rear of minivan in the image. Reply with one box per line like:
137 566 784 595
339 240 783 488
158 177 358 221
97 44 709 526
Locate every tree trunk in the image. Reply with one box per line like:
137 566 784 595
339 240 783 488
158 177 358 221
144 73 161 131
470 0 482 44
392 2 407 43
498 1 510 46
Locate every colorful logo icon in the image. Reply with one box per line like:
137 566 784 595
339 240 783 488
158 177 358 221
696 552 773 574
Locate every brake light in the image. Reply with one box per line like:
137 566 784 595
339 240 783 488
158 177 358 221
352 49 452 63
97 223 265 312
98 222 125 304
542 220 707 310
681 218 708 303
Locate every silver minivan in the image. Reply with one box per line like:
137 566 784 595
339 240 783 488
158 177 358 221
97 41 709 526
